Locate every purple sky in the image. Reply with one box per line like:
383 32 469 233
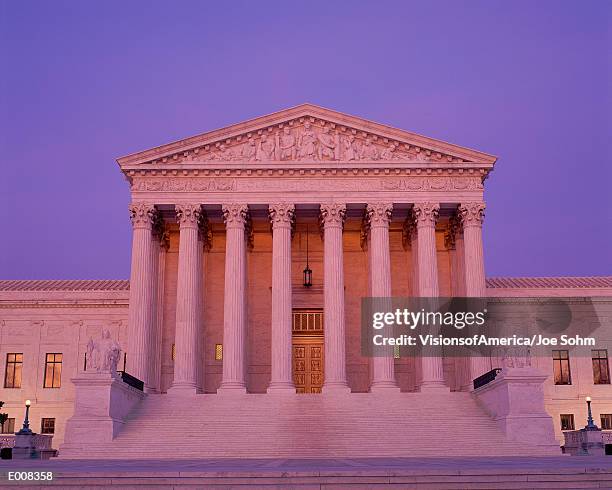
1 0 610 280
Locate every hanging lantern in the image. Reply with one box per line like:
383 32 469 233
303 225 312 287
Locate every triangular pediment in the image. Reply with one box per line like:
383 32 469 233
117 104 496 166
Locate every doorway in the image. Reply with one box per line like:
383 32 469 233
292 309 324 393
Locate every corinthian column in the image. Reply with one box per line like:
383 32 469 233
459 202 490 387
127 202 156 385
413 202 448 391
170 203 203 394
366 203 400 392
320 203 350 394
218 204 249 394
267 203 296 394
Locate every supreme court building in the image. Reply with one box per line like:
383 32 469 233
1 104 611 458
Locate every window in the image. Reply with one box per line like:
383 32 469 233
553 350 571 385
215 344 223 361
1 418 15 434
4 353 23 388
40 418 55 434
43 353 63 388
171 344 175 361
560 414 575 431
601 414 612 430
592 350 610 385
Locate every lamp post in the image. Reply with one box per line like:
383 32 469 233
16 400 33 435
585 396 599 431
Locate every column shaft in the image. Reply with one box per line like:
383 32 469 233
267 204 295 393
219 204 248 393
170 204 203 393
367 203 400 392
414 202 447 391
126 203 156 384
460 202 490 388
321 204 350 393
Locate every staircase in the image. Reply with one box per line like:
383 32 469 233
60 392 560 458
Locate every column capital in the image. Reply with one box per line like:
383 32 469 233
175 203 202 228
129 202 157 229
459 202 486 228
413 202 440 228
222 204 249 228
365 202 393 228
319 203 346 229
268 203 295 229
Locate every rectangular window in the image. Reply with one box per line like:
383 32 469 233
592 350 610 385
553 350 571 385
215 344 223 361
171 344 175 361
43 353 63 388
601 414 612 430
4 353 23 388
560 414 575 431
40 418 55 434
1 418 15 434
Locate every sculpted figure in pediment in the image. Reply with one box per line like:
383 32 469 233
342 135 359 161
219 144 234 161
256 134 275 161
297 122 317 159
360 138 379 160
317 126 336 160
278 127 296 160
381 143 396 160
241 138 257 161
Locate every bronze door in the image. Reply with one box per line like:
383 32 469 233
292 337 324 393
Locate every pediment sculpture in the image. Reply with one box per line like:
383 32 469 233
189 121 466 164
86 329 122 377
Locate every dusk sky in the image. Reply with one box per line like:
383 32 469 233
1 0 610 280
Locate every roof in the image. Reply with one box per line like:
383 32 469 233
1 277 610 292
0 280 130 292
486 277 612 289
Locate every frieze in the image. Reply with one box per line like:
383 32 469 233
131 176 483 193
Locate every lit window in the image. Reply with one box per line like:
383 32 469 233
215 344 223 361
171 344 175 361
41 418 55 434
592 350 610 385
601 414 612 430
560 414 575 431
4 353 23 388
553 350 571 385
393 345 400 359
1 418 15 434
43 353 63 388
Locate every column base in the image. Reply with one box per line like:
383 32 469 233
217 383 247 395
322 382 351 394
168 383 199 395
370 381 401 393
419 381 450 393
267 382 296 394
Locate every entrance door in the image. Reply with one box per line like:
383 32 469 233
292 309 324 394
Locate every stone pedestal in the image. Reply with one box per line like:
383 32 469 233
563 428 605 456
473 367 560 454
59 372 146 457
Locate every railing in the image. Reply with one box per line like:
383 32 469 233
292 309 324 334
473 368 502 390
0 434 52 449
118 371 144 391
